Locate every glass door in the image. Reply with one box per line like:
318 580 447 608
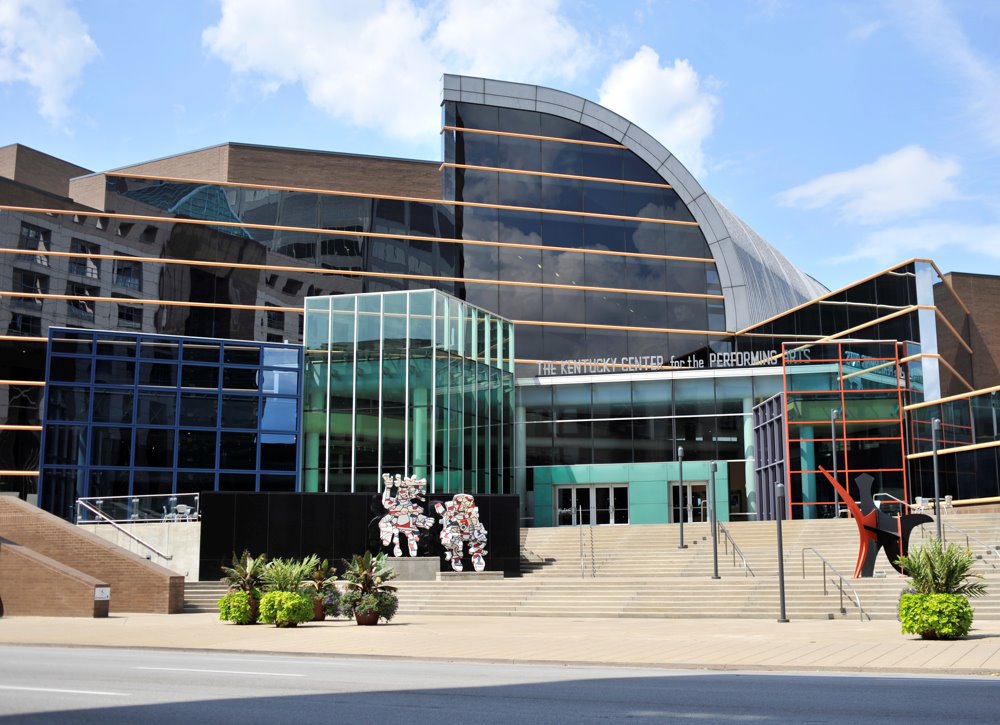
556 485 629 525
671 482 708 523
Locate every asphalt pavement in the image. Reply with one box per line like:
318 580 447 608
1 645 998 724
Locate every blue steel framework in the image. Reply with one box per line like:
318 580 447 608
38 328 302 520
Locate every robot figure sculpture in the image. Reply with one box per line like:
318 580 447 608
434 493 488 572
378 473 435 557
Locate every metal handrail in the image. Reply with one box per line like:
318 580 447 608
76 499 172 560
873 492 910 512
718 523 755 577
920 519 1000 569
801 547 870 622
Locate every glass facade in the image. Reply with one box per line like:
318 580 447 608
303 290 514 495
907 388 1000 502
1 75 989 526
782 340 909 519
39 328 301 520
443 102 726 377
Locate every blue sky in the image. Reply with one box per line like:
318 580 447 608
2 0 999 292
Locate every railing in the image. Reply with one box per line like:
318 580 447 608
918 518 1000 569
718 523 756 577
76 499 172 561
873 492 909 516
76 492 200 524
801 547 870 622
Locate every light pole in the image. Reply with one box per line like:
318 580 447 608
831 408 841 517
677 446 687 549
710 460 720 579
932 417 943 541
775 483 789 623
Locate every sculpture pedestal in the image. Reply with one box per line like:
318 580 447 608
387 557 439 581
437 570 504 581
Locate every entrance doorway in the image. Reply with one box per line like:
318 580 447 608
671 482 708 523
556 485 628 525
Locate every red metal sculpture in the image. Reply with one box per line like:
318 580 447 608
817 467 932 578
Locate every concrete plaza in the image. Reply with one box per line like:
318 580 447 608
1 612 999 676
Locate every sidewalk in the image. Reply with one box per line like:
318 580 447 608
2 612 1000 676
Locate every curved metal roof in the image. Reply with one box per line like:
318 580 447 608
442 74 827 330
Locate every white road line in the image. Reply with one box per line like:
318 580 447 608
135 667 304 677
0 685 129 697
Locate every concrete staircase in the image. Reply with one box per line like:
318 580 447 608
394 513 1000 621
183 581 228 613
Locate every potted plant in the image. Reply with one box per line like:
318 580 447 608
258 554 320 628
340 551 399 625
219 550 267 624
897 538 988 639
304 558 338 621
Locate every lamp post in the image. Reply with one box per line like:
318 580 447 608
677 446 687 549
932 417 943 541
831 408 840 517
710 460 720 579
775 483 789 623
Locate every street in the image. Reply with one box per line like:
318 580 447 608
0 645 996 723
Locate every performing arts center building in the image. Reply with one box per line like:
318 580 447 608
2 74 999 537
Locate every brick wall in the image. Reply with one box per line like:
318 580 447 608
937 273 1000 390
0 538 109 617
0 497 184 613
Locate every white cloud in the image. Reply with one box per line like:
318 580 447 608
597 47 718 178
832 221 1000 266
847 20 882 41
776 145 961 225
890 0 1000 148
203 0 592 146
433 0 590 83
0 0 98 124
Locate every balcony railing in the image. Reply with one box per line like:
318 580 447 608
76 492 200 524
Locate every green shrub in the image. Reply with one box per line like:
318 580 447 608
900 593 974 639
340 590 398 622
340 551 399 623
258 591 314 627
218 591 255 625
221 551 267 594
262 555 321 594
896 539 987 598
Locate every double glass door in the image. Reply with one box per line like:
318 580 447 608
556 485 628 525
671 482 708 523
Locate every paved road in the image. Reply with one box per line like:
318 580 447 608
0 645 996 724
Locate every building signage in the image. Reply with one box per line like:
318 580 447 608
537 350 781 376
94 587 110 601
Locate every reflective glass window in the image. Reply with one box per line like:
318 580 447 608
49 356 91 383
498 136 540 171
179 393 218 427
582 181 623 216
182 364 218 389
541 175 583 212
543 288 586 324
138 361 176 387
224 346 261 366
221 395 260 428
220 432 257 470
177 430 217 468
459 169 497 204
499 172 540 208
223 366 258 390
46 387 90 422
261 434 297 471
94 359 134 386
261 397 297 431
182 342 220 362
134 428 175 467
92 390 133 424
90 427 132 467
44 425 88 465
